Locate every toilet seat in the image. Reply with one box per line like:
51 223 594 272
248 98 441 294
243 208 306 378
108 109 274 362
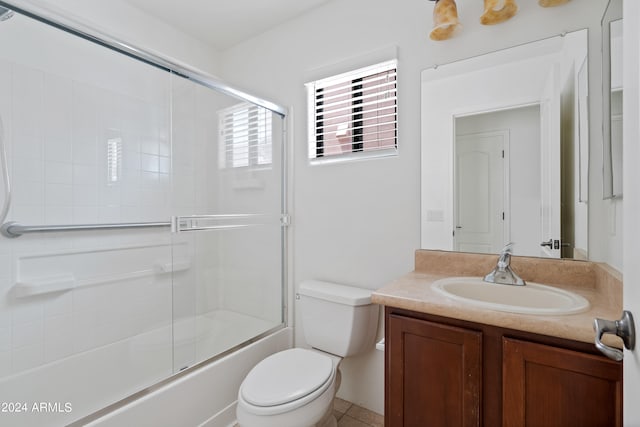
239 348 336 416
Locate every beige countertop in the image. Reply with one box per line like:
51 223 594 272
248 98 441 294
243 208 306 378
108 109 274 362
372 250 623 348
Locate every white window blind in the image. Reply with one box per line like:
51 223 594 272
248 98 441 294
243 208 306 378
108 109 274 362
307 60 397 162
219 103 272 169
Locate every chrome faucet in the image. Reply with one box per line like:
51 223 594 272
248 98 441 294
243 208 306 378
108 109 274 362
484 243 526 286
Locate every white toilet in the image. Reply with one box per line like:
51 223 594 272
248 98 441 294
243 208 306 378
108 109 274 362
236 280 379 427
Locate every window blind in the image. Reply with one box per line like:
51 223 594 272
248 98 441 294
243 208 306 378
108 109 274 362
219 103 272 169
307 60 397 161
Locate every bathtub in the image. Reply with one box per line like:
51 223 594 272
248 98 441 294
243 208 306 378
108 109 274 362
0 310 290 427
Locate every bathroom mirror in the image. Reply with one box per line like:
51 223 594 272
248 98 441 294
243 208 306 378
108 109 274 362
602 0 623 199
421 29 589 259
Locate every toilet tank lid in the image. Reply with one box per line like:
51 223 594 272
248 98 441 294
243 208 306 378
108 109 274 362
298 280 373 306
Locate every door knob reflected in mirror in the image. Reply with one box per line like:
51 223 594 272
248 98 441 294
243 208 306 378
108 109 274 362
540 239 553 248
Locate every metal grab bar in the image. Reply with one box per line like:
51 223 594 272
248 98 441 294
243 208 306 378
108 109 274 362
1 221 171 238
1 214 279 238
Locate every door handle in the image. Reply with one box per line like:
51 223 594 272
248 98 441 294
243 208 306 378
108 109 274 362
593 311 635 361
540 239 553 248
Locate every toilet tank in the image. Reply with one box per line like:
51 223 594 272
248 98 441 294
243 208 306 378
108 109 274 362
298 280 379 357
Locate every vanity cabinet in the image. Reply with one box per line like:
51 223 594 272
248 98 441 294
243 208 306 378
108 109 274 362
385 308 623 427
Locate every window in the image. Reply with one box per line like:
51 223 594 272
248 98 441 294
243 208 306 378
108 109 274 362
106 135 122 184
307 60 397 162
219 103 272 169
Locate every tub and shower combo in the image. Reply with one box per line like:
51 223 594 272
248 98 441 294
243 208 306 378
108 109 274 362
0 2 289 426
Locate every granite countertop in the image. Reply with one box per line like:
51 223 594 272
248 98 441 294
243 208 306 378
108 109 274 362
372 250 623 348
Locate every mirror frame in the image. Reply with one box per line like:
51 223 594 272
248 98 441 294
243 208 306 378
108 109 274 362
602 0 623 199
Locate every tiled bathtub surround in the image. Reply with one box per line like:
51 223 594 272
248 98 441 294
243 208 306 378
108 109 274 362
0 11 284 426
373 250 623 348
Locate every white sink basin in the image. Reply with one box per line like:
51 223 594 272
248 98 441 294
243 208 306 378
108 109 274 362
431 277 590 315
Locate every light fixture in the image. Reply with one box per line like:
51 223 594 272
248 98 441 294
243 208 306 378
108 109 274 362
429 0 461 41
480 0 518 25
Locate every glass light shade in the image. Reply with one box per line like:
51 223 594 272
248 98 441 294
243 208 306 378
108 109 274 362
480 0 518 25
429 0 461 41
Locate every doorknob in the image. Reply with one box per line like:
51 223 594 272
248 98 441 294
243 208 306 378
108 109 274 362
540 239 553 248
593 311 635 361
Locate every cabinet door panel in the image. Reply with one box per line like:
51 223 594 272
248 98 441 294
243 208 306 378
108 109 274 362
387 314 482 427
503 337 622 427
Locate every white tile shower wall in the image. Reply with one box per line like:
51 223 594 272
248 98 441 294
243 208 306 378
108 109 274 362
0 14 205 379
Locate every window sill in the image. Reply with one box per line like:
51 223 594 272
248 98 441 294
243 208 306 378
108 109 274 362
309 147 397 166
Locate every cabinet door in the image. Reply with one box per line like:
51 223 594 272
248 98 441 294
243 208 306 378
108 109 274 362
387 314 482 427
503 337 623 427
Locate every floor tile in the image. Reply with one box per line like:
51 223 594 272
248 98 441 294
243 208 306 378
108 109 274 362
334 397 353 414
337 414 371 427
235 398 383 427
346 404 384 427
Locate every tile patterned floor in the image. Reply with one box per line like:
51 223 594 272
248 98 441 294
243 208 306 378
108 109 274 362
234 397 383 427
334 398 384 427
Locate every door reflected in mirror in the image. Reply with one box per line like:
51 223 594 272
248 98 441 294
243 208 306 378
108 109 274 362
421 29 588 259
608 18 623 197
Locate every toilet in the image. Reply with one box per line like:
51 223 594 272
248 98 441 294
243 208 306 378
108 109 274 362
236 280 379 427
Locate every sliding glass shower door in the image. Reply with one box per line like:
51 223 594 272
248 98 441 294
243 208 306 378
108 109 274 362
0 4 286 426
169 75 285 371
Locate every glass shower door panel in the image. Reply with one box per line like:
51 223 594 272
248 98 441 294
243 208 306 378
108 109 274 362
170 76 284 369
0 10 174 426
172 216 283 369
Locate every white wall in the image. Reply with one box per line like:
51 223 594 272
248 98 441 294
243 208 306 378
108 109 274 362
13 0 220 75
218 0 609 414
456 106 541 256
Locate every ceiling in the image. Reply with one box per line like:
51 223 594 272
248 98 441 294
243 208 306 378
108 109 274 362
124 0 332 50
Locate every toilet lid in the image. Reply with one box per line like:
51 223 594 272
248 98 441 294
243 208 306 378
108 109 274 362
241 348 333 407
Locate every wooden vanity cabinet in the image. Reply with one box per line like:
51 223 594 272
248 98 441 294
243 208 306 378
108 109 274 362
385 307 623 427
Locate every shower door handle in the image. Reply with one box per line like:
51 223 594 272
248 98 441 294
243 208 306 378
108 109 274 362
171 214 272 233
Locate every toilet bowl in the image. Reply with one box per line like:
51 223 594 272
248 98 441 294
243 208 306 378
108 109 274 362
236 280 379 427
236 348 342 427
